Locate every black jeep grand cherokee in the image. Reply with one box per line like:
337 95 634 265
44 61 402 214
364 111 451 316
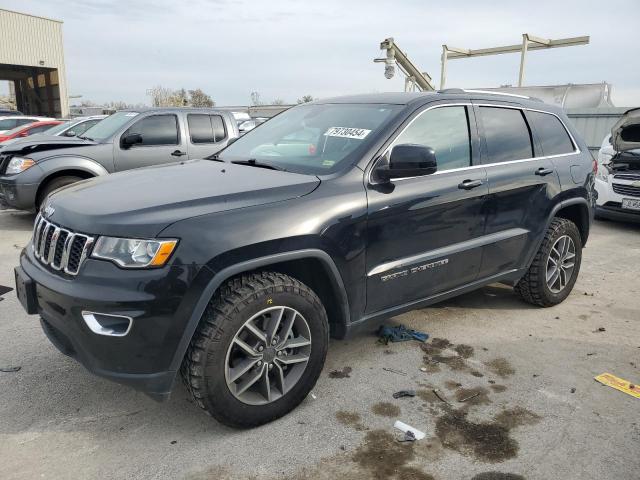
14 91 595 427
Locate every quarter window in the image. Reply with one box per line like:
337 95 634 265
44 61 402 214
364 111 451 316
125 114 179 146
527 111 575 156
393 106 471 171
479 107 533 163
188 114 226 144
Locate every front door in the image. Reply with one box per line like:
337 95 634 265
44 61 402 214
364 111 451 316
473 104 562 278
365 104 488 314
114 113 187 171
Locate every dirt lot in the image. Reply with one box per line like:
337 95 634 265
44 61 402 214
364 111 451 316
1 208 639 480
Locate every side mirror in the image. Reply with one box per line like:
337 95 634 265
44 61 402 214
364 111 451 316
64 130 76 137
121 132 142 148
375 144 437 182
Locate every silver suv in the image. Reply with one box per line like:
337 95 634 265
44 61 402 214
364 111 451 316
0 108 239 210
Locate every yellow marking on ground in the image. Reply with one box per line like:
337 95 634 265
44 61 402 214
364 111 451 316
595 373 640 399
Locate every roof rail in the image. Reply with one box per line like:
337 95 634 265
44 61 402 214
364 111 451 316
437 88 543 102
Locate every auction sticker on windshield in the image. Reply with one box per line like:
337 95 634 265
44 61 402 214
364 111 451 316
324 127 371 140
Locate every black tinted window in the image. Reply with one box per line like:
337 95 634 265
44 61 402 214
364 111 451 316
188 114 226 143
127 115 179 145
479 107 533 163
527 111 574 156
394 106 471 171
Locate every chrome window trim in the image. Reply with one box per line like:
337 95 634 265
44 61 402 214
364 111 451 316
368 102 581 184
81 311 133 337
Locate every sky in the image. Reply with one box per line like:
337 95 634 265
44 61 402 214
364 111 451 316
1 0 639 107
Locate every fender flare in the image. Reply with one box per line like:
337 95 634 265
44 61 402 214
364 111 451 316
38 155 110 178
524 197 591 269
168 248 350 372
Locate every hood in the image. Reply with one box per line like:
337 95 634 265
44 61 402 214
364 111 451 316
1 135 98 156
45 159 320 237
611 108 640 152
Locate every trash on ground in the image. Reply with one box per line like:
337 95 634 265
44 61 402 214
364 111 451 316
397 430 416 443
594 327 606 333
432 388 450 404
393 420 425 441
329 367 352 379
0 366 21 373
378 324 429 344
382 367 407 376
595 373 640 399
392 390 416 399
458 392 480 402
419 367 428 372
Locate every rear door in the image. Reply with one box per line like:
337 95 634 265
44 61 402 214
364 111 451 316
114 113 187 171
474 103 562 278
365 103 488 313
185 113 229 159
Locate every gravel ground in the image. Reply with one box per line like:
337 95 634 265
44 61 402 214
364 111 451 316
0 208 639 480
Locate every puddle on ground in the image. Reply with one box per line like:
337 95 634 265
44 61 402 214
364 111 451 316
490 384 507 393
352 430 434 480
445 380 463 390
454 344 474 358
371 402 401 417
435 407 540 463
329 366 352 379
483 358 515 378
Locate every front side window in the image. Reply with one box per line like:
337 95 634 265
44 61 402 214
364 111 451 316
188 114 226 144
125 114 179 146
527 111 575 156
393 106 471 171
217 103 402 175
479 107 533 163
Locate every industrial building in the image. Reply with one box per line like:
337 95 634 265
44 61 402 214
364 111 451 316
0 8 69 117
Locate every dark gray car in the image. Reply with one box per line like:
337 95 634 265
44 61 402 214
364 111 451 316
0 107 239 210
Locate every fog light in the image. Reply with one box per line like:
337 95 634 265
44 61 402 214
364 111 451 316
81 311 132 337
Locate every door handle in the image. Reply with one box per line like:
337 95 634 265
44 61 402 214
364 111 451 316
535 167 554 176
171 150 187 157
458 179 483 190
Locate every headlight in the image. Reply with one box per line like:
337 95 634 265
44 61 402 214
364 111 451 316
91 237 178 268
5 157 35 175
596 162 610 181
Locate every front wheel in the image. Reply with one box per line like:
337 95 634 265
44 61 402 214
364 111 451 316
515 218 583 307
181 271 329 428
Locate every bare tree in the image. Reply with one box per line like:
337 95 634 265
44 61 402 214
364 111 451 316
250 91 263 106
272 98 285 105
189 89 215 107
297 95 314 104
148 85 173 107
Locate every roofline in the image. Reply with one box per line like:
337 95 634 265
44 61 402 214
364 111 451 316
0 8 63 24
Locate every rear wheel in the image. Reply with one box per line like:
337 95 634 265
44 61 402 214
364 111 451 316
515 218 582 307
181 271 329 428
36 176 84 210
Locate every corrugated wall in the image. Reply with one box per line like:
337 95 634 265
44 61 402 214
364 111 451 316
0 8 68 116
566 107 630 151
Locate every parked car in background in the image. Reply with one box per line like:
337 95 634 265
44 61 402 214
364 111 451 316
13 92 595 427
42 115 107 138
238 117 269 135
0 120 63 143
0 116 54 134
595 107 640 222
0 108 24 116
0 108 239 210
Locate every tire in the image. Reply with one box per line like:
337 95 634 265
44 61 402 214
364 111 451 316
36 176 83 210
515 218 582 307
181 271 329 428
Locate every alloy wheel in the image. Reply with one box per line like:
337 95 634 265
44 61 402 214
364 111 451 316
546 235 576 294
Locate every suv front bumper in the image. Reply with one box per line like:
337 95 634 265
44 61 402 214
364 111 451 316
17 244 210 401
0 175 39 210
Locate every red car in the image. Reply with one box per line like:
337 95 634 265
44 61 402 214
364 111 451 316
0 120 63 143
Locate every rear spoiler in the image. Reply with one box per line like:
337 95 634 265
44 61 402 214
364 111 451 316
611 107 640 152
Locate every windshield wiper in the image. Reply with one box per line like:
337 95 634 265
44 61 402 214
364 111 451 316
78 135 94 141
206 153 225 162
231 159 286 171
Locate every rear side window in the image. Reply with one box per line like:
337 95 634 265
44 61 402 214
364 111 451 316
0 119 17 130
479 107 533 163
394 106 471 171
188 114 226 143
527 111 575 156
127 114 179 146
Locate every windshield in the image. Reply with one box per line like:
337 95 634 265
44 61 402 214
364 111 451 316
42 121 72 135
82 111 139 141
218 103 402 174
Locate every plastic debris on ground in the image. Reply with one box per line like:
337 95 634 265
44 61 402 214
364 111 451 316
378 324 429 344
595 373 640 399
393 420 425 441
0 366 21 373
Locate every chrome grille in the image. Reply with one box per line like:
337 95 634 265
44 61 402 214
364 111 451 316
32 214 95 275
613 173 640 181
612 183 640 198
